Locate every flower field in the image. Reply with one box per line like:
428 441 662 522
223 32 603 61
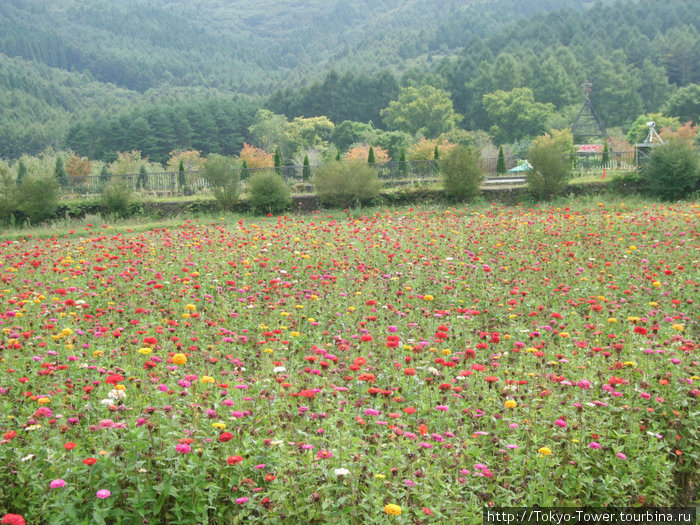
0 200 698 524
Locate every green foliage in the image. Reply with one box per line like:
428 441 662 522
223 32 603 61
313 160 381 208
434 145 440 160
99 164 111 186
399 148 407 177
24 177 60 224
248 170 291 215
381 85 461 138
54 156 68 187
640 140 700 200
0 161 18 224
302 155 311 180
137 164 148 190
439 145 484 202
663 84 700 125
241 159 249 180
526 133 572 199
274 147 281 171
496 145 506 174
16 159 27 186
203 154 240 211
178 159 186 192
330 120 375 154
483 88 554 143
367 146 375 164
100 179 133 218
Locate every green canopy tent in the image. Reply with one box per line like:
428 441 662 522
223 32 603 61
507 160 532 173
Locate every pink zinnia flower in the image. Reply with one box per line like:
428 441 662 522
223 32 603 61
589 441 601 449
554 419 567 428
175 443 191 454
617 452 627 460
96 489 111 499
50 479 66 489
236 497 248 504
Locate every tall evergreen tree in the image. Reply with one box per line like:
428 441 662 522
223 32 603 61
367 146 375 164
274 146 282 175
99 163 111 186
434 146 440 160
302 155 311 180
602 141 610 167
496 145 506 174
16 159 27 186
54 156 68 187
336 150 341 161
399 148 407 177
137 164 148 190
241 159 249 180
178 159 186 192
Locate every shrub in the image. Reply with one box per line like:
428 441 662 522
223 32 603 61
640 140 699 201
17 173 60 224
0 161 19 224
526 133 571 199
203 154 240 211
249 170 292 215
439 145 484 202
314 160 381 208
101 179 133 218
137 165 148 190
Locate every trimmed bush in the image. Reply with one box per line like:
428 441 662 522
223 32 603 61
101 179 133 218
249 170 291 215
313 160 381 208
640 140 699 201
526 133 571 199
21 176 59 223
203 154 240 211
440 145 484 202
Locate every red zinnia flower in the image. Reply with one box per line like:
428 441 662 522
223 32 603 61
82 458 97 466
227 455 243 465
64 442 76 450
105 374 125 385
219 432 234 442
1 514 26 525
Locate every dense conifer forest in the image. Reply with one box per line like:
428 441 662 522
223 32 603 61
0 0 698 163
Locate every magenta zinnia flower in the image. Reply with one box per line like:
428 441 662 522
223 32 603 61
50 479 66 489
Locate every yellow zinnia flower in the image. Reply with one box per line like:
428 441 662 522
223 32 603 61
385 504 402 516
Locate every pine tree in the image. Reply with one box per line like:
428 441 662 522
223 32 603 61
399 148 407 177
241 159 249 180
99 164 111 186
54 157 68 187
302 155 311 180
178 159 186 192
16 159 27 186
433 145 440 160
137 164 148 189
496 145 506 174
367 146 375 164
336 150 341 161
602 141 609 167
274 147 282 175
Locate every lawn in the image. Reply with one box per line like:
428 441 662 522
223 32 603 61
0 197 697 524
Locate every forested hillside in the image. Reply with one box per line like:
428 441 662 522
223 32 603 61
1 0 698 163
